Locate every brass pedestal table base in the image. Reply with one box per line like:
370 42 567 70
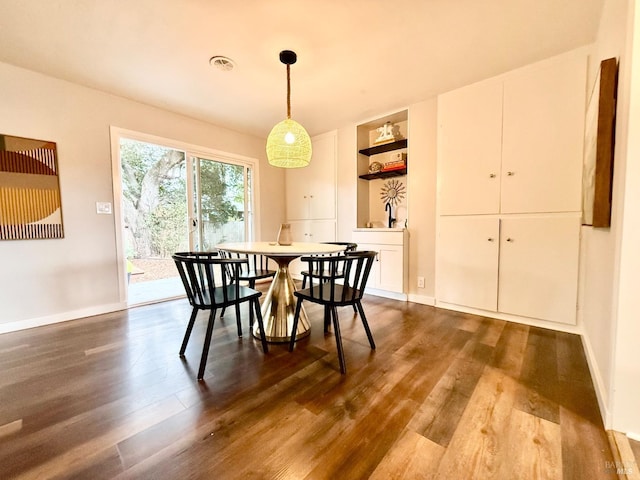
251 255 309 343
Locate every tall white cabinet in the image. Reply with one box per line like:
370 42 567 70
436 50 586 326
286 130 336 222
286 130 337 276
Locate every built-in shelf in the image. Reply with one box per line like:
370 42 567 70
358 139 408 156
359 168 407 180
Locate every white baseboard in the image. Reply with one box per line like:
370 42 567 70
407 293 435 306
627 431 640 442
580 332 612 429
0 302 127 335
363 287 407 301
434 301 582 334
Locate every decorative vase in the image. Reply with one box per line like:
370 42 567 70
277 223 292 246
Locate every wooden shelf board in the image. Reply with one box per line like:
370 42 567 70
359 168 407 180
358 139 408 156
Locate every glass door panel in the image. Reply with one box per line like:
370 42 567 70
119 138 188 304
192 157 251 250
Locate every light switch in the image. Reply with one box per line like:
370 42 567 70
96 202 112 214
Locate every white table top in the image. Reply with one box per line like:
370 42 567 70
216 241 345 256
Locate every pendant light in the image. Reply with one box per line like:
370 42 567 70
266 50 312 168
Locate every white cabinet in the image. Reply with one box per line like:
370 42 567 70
285 131 338 279
497 216 580 323
436 50 586 326
286 131 336 221
438 80 503 215
352 229 408 297
501 58 586 214
436 215 580 325
438 52 586 216
436 216 499 311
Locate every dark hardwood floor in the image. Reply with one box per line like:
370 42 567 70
0 290 617 479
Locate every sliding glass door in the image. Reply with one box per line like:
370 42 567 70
115 133 256 305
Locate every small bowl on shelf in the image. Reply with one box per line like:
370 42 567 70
368 161 383 174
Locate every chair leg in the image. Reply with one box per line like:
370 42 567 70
235 302 242 337
253 299 268 354
324 305 330 333
198 308 217 380
288 298 304 352
301 275 307 289
249 280 256 328
180 307 199 356
220 307 226 318
356 301 376 350
331 306 346 374
352 304 358 314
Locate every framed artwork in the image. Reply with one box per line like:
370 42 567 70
582 57 618 228
0 134 64 240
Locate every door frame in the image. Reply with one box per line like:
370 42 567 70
109 126 261 304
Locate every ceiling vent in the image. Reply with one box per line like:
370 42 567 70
209 56 235 71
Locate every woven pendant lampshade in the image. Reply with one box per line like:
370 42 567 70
266 50 312 168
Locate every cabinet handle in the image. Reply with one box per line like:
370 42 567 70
507 171 515 176
489 173 496 178
487 238 494 242
506 237 514 242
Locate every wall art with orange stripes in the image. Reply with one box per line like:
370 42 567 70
0 134 64 240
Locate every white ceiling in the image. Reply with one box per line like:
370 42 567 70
0 0 604 138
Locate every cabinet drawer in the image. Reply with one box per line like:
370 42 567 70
352 230 405 245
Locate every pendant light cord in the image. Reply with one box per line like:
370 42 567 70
286 64 291 119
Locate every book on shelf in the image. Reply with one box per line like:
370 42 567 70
381 160 407 171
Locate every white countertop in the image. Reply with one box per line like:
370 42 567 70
353 227 406 232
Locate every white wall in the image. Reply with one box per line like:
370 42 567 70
407 99 437 303
578 0 630 428
336 123 357 242
610 0 640 436
578 0 640 435
0 62 284 331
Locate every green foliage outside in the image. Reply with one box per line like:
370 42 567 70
120 139 246 259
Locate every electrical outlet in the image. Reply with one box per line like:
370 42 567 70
417 276 425 288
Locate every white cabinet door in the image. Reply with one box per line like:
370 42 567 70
288 220 308 243
358 243 404 293
498 216 580 324
309 220 336 243
308 132 336 220
501 56 586 214
285 169 310 220
377 245 404 293
436 216 500 311
438 79 503 215
357 243 380 289
285 131 336 221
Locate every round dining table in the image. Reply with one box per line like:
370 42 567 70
215 241 345 343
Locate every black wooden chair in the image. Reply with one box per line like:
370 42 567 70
218 251 276 325
172 251 268 380
300 242 358 289
289 250 376 374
